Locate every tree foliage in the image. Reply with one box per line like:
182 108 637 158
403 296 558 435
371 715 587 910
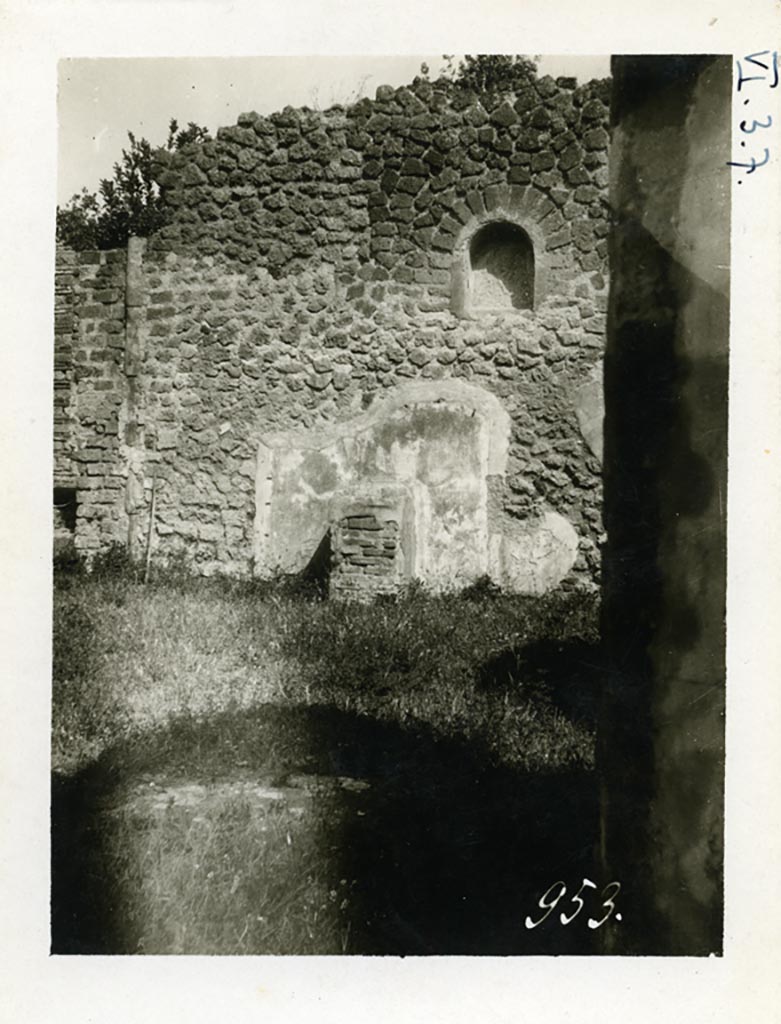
441 54 539 94
56 119 210 251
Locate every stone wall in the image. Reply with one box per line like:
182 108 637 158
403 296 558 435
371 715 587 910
54 71 610 591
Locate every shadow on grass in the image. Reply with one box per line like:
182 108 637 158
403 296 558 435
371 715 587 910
52 705 599 955
478 638 603 728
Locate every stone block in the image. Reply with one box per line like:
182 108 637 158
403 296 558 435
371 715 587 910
573 363 604 461
558 141 584 171
490 101 519 128
465 190 486 216
572 221 596 251
396 176 426 195
584 126 609 151
409 347 431 367
400 156 427 176
581 99 607 121
531 151 555 172
508 167 532 185
566 165 591 186
182 164 208 186
306 372 332 391
546 227 572 250
574 184 600 204
531 105 552 129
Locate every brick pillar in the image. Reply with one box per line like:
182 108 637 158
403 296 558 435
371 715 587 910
330 484 413 602
124 235 147 560
54 244 77 488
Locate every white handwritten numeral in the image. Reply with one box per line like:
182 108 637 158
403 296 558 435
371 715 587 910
587 881 622 930
524 880 566 930
559 877 598 925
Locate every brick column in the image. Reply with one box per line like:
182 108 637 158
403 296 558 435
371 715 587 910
123 235 147 560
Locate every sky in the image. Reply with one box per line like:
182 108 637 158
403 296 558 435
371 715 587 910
57 55 611 204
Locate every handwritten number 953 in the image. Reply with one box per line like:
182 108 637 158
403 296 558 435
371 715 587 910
524 879 621 930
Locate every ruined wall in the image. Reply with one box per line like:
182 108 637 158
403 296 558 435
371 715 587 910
54 244 77 488
54 246 130 553
54 244 79 542
55 72 610 589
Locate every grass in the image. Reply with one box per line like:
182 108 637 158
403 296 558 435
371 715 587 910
52 566 599 776
69 776 353 954
52 558 603 955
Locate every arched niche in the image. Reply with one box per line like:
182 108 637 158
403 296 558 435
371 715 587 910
469 221 535 312
450 206 548 319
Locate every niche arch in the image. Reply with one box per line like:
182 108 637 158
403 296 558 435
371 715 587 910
469 221 535 312
449 188 558 318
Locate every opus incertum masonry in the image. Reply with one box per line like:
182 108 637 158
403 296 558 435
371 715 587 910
54 73 610 598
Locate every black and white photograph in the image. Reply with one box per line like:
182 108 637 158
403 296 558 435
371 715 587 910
50 50 730 957
2 1 780 1020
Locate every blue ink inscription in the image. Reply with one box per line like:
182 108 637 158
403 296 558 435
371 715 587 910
728 50 777 182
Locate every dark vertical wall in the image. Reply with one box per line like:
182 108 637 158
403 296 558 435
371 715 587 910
600 55 730 955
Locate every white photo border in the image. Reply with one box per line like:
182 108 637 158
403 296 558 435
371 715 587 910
1 2 779 1021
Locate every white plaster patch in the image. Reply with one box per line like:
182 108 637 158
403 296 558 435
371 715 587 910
574 361 604 461
254 380 510 584
490 510 579 595
254 380 580 596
